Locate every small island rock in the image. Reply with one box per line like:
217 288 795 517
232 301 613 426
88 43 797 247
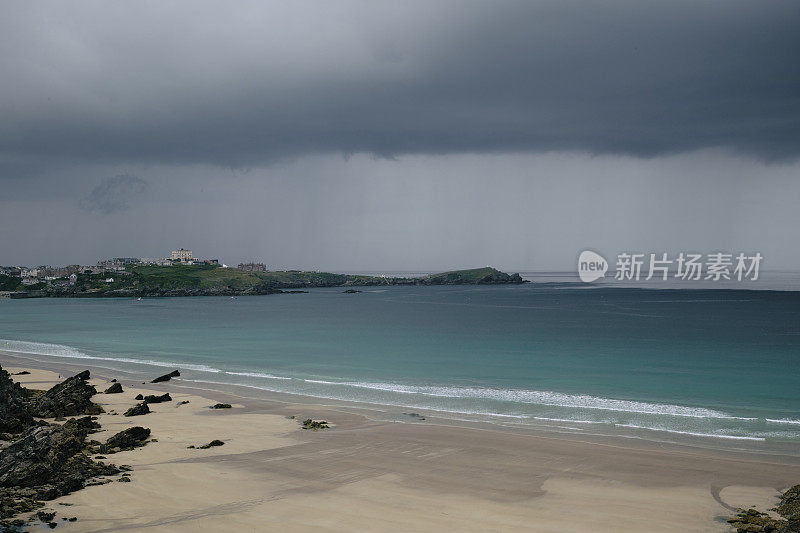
123 403 150 417
151 370 180 383
103 383 123 394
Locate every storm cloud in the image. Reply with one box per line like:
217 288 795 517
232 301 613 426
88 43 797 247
2 1 799 271
1 0 799 174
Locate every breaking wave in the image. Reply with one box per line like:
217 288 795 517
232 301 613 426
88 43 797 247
0 339 221 373
299 379 728 419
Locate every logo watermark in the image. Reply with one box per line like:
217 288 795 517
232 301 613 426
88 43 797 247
577 251 762 283
578 250 608 282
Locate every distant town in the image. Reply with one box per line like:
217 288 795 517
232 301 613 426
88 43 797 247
0 249 270 290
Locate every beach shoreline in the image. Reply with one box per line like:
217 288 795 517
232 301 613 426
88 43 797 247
2 348 799 459
3 352 800 531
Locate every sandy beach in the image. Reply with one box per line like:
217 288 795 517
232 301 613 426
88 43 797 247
1 355 798 532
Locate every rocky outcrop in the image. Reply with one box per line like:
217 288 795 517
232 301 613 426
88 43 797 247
143 393 171 404
99 427 150 454
301 419 329 430
0 365 33 433
134 394 143 400
0 373 134 524
198 439 224 449
211 403 231 409
104 383 123 394
0 419 118 501
727 484 800 532
151 370 180 383
0 421 86 489
66 416 101 434
123 403 150 417
777 485 800 519
728 508 788 532
29 370 103 418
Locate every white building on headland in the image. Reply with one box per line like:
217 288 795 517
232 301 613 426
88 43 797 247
171 249 195 262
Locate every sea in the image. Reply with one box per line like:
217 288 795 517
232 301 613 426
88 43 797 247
2 273 799 447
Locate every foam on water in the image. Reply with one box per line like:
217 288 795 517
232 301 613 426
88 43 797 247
178 378 530 419
300 379 728 419
0 339 221 374
533 416 603 424
615 423 766 441
226 371 291 380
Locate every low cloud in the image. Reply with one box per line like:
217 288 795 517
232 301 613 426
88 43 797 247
80 174 149 214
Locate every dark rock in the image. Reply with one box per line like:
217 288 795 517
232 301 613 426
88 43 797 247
0 422 85 489
177 401 189 406
65 416 101 433
0 419 118 511
0 489 42 520
0 365 33 433
134 394 143 400
143 393 171 404
727 485 800 532
117 476 131 482
100 427 150 454
110 379 117 383
777 484 800 519
103 383 123 394
12 371 30 376
343 289 362 293
151 370 180 383
211 403 231 409
29 370 103 418
727 508 782 532
301 419 329 430
36 510 55 523
197 440 224 449
123 403 150 417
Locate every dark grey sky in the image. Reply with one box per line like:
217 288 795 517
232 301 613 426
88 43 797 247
1 1 799 270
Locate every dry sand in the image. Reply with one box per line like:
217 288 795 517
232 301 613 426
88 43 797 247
5 363 800 532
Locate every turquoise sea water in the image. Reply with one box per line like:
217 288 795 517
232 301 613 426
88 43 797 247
1 284 799 444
